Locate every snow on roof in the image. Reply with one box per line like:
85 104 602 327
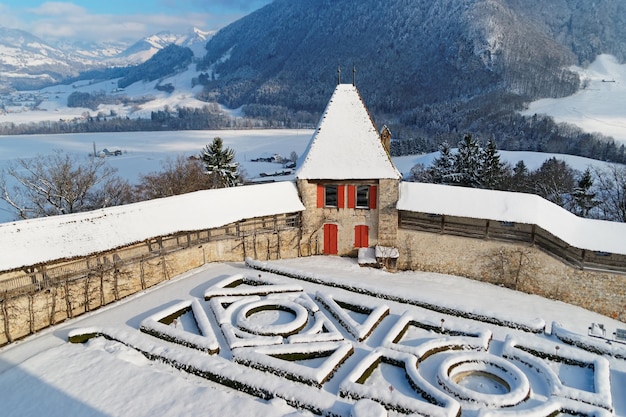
0 181 305 272
295 84 401 180
398 182 626 255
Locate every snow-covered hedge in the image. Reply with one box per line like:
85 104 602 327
552 321 626 360
502 335 613 412
381 311 492 361
233 341 353 387
246 258 546 333
315 291 389 342
204 273 303 299
339 347 461 417
476 397 612 417
436 352 530 407
68 327 353 417
139 299 219 354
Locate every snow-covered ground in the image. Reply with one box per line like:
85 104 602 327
522 54 626 145
0 128 608 223
0 129 313 223
0 63 210 123
0 257 624 417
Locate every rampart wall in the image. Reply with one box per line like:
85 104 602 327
397 229 626 322
0 215 301 346
2 204 625 347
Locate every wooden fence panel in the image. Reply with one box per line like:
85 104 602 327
399 210 626 273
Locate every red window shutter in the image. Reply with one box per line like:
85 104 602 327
337 185 345 208
347 185 356 208
317 184 324 208
369 185 377 209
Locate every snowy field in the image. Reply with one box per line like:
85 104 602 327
523 54 626 145
0 129 609 223
0 257 624 417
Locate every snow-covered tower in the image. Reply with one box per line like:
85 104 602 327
295 84 401 257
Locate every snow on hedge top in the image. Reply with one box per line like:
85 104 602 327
398 182 626 255
295 84 401 180
0 181 305 272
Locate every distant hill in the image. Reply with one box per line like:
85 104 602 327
0 27 93 91
197 0 626 153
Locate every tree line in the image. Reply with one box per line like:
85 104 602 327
0 106 271 136
409 134 626 222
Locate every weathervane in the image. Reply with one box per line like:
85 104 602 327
353 65 356 86
337 65 341 85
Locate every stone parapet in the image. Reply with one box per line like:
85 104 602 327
397 229 626 322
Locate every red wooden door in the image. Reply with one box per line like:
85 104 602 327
354 225 369 248
324 223 338 255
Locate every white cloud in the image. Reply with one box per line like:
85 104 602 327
0 1 270 45
0 4 26 31
28 2 88 17
19 2 213 44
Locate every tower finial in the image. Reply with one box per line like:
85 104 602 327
337 65 341 85
352 65 356 86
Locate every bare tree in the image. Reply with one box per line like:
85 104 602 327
0 151 132 220
593 164 626 222
135 156 209 200
529 157 575 207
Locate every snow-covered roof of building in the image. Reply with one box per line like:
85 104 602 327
295 84 401 180
398 182 626 255
0 181 305 272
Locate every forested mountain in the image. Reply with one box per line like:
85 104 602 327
197 0 626 156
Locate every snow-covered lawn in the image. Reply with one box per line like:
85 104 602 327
522 54 626 145
1 257 624 417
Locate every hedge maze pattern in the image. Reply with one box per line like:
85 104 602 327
70 268 617 417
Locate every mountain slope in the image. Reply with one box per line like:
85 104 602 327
0 27 213 91
198 0 626 145
0 27 93 90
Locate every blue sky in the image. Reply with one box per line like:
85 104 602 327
0 1 272 43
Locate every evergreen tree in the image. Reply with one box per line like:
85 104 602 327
200 137 240 188
480 137 506 189
570 167 599 217
430 141 454 184
453 134 482 187
509 160 531 192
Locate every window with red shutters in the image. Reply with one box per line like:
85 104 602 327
356 185 370 208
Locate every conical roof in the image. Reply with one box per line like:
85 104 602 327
295 84 401 180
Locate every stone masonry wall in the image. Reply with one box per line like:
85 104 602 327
397 229 626 322
0 228 300 346
297 179 384 256
377 178 399 247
